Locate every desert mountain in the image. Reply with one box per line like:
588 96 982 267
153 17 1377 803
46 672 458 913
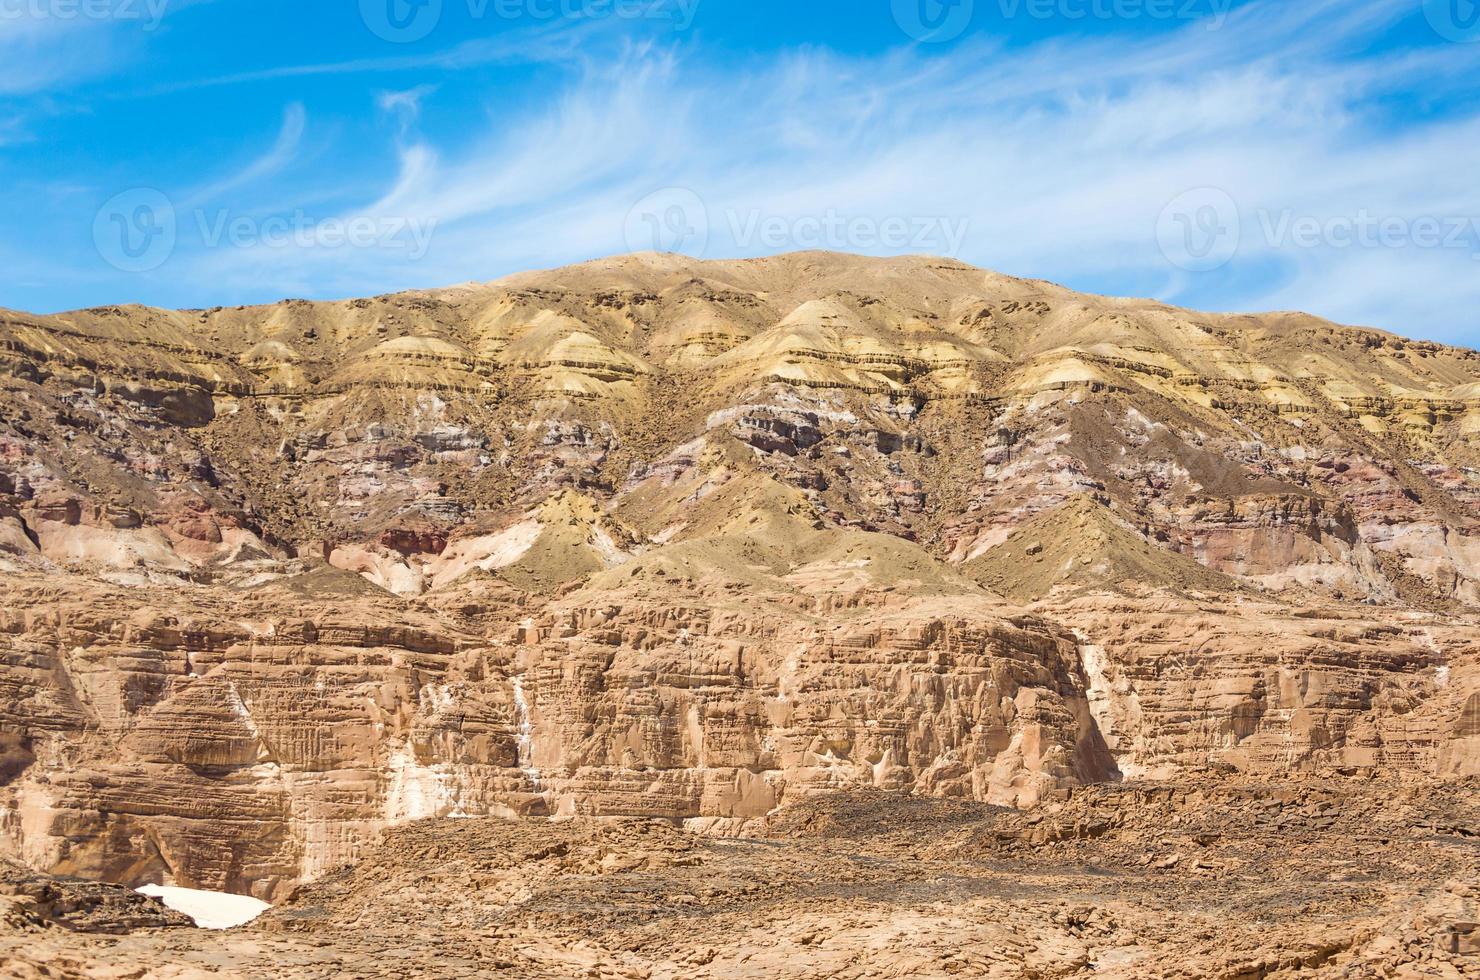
0 253 1475 942
964 495 1246 602
3 251 1476 605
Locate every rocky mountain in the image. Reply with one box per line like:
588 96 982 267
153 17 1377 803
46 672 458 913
0 251 1476 921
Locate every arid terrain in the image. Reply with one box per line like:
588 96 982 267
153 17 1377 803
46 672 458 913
0 251 1476 977
3 776 1477 978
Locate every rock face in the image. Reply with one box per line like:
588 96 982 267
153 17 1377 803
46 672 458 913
0 565 1116 900
2 779 1476 978
0 858 193 935
0 251 1477 905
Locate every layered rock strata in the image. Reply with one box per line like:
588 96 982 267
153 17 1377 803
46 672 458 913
0 252 1476 900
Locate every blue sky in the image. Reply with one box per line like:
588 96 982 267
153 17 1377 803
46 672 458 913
1 0 1478 346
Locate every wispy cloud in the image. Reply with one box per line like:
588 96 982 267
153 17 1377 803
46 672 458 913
65 0 1480 344
0 0 220 150
0 14 126 95
138 18 594 95
180 102 307 208
376 85 438 138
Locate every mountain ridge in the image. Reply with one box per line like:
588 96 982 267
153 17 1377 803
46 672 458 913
3 250 1479 604
0 251 1475 915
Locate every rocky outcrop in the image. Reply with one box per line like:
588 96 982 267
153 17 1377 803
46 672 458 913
1057 596 1478 779
1 558 1473 899
0 858 193 935
0 252 1476 906
3 778 1475 978
0 573 1116 899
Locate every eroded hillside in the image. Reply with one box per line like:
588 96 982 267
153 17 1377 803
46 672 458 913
0 252 1476 937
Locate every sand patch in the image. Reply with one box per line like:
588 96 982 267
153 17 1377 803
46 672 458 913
136 884 270 930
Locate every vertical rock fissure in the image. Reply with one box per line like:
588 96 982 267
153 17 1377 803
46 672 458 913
1073 628 1129 782
511 674 541 790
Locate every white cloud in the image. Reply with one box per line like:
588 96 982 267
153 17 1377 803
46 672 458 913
376 84 439 138
163 0 1480 345
0 13 124 94
181 102 307 208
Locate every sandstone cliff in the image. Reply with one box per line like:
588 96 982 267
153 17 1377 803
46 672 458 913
0 251 1476 900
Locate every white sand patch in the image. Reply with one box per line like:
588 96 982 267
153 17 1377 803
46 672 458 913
136 884 270 930
37 521 193 572
328 543 425 596
587 526 631 566
426 519 543 588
